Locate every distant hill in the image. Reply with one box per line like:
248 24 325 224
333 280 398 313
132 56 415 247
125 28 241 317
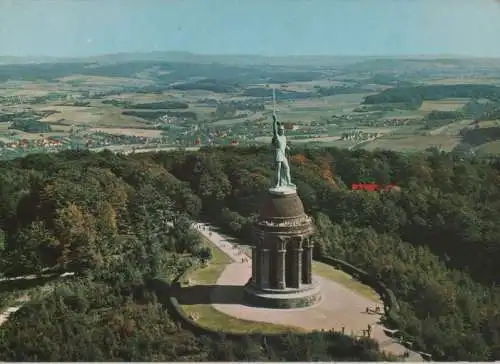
1 51 499 67
0 52 359 66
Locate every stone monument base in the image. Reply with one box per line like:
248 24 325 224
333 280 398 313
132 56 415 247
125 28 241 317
268 185 297 196
243 278 322 309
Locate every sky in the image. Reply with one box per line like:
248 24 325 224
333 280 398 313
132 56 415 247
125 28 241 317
1 0 500 58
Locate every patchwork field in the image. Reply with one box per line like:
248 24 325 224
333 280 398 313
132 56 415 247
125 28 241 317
424 78 500 85
38 105 147 128
292 136 341 144
88 128 163 137
58 75 154 86
266 79 342 91
381 109 425 118
38 106 102 123
476 120 500 129
362 134 460 152
420 98 470 112
429 119 473 136
272 93 373 122
476 140 500 155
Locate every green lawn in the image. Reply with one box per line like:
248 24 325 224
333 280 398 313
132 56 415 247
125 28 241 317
186 235 231 285
183 301 304 334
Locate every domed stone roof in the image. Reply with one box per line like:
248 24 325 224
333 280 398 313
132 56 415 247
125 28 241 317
259 190 306 220
254 189 314 238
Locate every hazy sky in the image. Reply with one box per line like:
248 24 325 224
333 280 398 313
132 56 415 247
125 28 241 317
1 0 500 57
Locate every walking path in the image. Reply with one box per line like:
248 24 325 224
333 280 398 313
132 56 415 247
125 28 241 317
192 222 423 361
0 272 74 327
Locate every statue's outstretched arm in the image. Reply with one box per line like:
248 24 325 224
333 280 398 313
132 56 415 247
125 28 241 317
272 113 278 138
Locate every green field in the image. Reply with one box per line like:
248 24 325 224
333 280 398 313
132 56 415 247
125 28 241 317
419 98 470 112
476 140 500 155
362 134 460 152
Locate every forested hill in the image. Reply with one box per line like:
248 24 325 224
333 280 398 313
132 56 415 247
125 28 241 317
363 84 500 108
0 147 499 360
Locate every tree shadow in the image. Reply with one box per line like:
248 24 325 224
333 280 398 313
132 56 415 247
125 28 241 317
174 284 245 305
149 279 245 306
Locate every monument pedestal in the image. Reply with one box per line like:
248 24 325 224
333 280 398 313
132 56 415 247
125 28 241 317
244 277 321 309
243 186 322 309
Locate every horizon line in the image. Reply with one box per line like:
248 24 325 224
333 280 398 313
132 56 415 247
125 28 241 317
1 50 500 60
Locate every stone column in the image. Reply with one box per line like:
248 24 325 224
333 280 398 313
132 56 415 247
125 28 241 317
276 238 286 289
302 238 313 285
251 246 257 284
260 248 270 288
290 238 303 288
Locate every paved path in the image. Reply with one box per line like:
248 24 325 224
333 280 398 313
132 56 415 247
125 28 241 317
192 222 423 361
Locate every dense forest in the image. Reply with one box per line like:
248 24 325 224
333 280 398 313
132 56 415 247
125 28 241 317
122 110 198 121
124 101 190 110
0 150 391 362
9 119 52 133
363 84 500 109
173 80 239 94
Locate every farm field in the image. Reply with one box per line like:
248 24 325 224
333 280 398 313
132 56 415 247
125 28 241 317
292 136 341 144
476 120 500 129
429 119 473 136
58 75 154 86
424 78 500 85
88 128 164 137
362 134 460 152
420 98 470 112
381 109 424 118
276 93 373 120
37 105 147 128
38 106 103 123
476 140 500 155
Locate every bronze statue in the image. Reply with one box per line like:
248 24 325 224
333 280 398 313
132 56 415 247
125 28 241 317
272 112 295 189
